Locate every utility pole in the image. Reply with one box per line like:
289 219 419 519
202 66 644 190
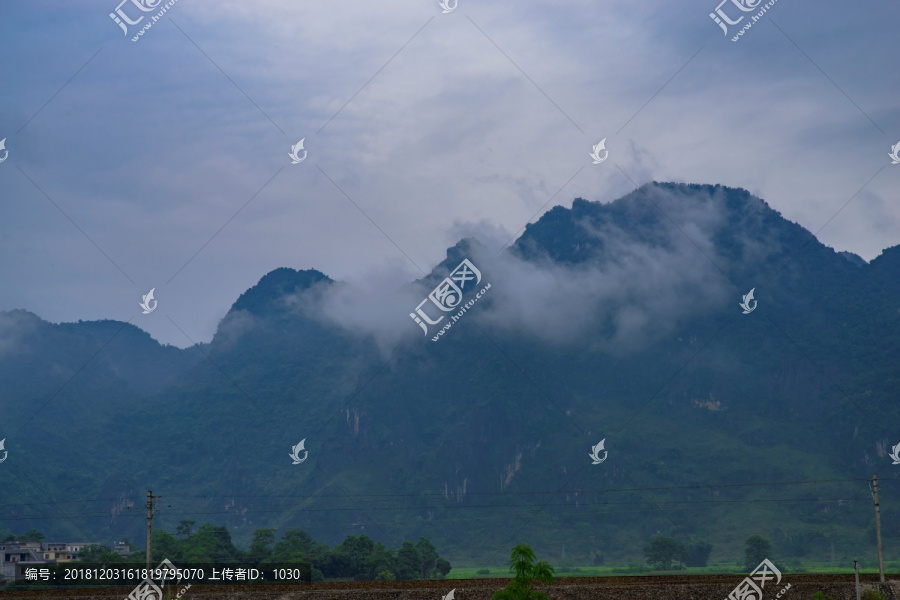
146 490 154 575
871 475 885 583
855 559 861 600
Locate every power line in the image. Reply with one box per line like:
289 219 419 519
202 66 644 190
0 495 868 521
1 474 891 509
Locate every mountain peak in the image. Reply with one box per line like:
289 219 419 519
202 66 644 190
230 268 331 315
416 238 489 289
510 182 818 273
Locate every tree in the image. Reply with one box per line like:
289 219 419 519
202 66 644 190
331 535 369 578
272 528 325 566
368 543 395 580
151 530 182 563
416 537 440 579
491 543 556 600
18 529 45 542
744 536 772 571
435 557 452 578
643 536 687 570
323 534 392 580
247 529 275 565
175 520 196 538
685 540 713 567
395 541 422 580
182 524 241 564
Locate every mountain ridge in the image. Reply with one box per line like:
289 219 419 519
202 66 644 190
1 182 898 567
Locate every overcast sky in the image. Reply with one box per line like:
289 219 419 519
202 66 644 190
1 0 898 348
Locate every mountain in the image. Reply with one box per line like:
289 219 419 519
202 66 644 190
1 182 898 568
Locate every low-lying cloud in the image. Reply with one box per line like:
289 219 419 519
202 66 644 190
304 186 744 355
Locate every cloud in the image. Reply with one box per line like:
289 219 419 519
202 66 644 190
291 263 428 355
213 309 259 352
0 311 37 359
2 0 897 348
304 186 736 355
472 186 735 352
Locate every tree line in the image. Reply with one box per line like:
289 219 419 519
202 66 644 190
643 534 771 571
2 522 451 582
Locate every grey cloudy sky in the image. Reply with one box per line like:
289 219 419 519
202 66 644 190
1 0 898 348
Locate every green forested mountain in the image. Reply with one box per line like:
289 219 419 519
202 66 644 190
1 182 898 568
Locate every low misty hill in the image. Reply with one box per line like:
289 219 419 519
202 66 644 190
1 182 898 567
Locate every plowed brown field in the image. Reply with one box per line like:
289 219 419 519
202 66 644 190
1 573 896 600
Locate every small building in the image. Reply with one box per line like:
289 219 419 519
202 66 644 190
112 541 132 557
0 542 43 580
41 543 67 562
65 543 94 560
0 540 103 581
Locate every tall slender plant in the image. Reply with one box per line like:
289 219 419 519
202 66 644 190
491 543 556 600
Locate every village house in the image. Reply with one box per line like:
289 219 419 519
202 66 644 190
66 543 94 560
0 541 44 580
0 540 100 581
112 541 132 557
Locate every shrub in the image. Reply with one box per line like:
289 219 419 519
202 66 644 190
490 544 556 600
861 588 888 600
743 536 772 572
685 541 713 567
643 536 687 570
375 570 396 581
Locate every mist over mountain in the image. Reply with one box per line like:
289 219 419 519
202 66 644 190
1 182 898 567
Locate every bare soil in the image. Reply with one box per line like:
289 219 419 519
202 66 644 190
0 573 896 600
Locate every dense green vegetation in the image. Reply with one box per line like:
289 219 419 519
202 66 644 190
0 528 45 543
4 524 450 582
